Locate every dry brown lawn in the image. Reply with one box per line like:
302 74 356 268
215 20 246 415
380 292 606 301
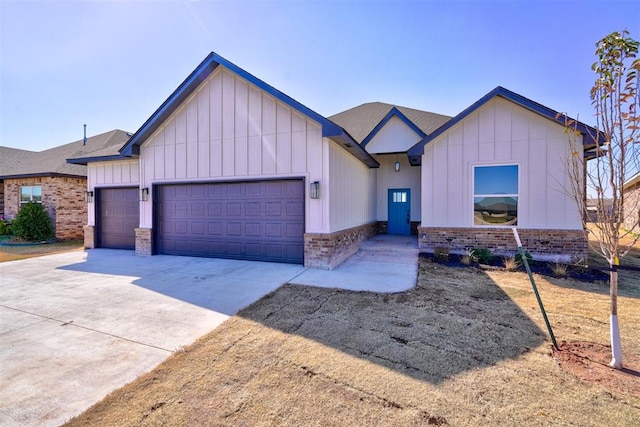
0 240 84 263
65 250 640 426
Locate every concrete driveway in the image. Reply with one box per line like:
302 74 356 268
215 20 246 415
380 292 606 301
0 250 306 427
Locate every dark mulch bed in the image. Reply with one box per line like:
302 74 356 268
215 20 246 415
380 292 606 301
420 253 610 283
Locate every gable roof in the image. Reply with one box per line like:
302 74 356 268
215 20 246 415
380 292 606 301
1 130 131 179
329 102 451 146
111 52 378 168
407 86 606 165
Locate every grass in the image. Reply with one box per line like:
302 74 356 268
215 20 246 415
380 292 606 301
64 253 640 426
0 239 84 263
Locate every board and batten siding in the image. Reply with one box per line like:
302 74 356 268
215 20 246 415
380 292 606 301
374 154 421 222
328 141 376 232
87 160 140 226
137 66 327 232
421 97 582 230
365 116 423 154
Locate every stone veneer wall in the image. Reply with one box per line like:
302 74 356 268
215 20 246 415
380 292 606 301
83 225 96 248
623 182 640 232
4 176 87 240
418 227 588 262
0 182 4 217
304 222 378 269
135 228 153 256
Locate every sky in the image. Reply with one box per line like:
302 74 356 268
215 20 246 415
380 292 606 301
1 0 638 152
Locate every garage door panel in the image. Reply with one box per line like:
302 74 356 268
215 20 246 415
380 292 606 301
99 188 138 250
157 180 304 263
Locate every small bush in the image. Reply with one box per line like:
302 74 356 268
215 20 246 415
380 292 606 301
471 248 493 264
0 218 11 235
460 254 472 265
515 251 534 266
12 202 54 241
552 263 569 277
434 247 450 261
503 256 518 271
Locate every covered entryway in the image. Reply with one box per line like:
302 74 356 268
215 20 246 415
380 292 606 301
97 187 139 249
387 188 411 235
156 180 304 264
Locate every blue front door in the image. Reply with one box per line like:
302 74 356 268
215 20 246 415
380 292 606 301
388 189 410 235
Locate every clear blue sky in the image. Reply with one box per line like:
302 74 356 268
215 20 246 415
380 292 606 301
1 0 638 151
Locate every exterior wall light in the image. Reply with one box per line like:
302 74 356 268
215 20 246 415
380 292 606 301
85 191 94 203
395 161 401 172
140 187 149 202
310 181 320 199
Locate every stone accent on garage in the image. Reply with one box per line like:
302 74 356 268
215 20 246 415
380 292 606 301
135 228 153 256
418 226 588 262
304 222 378 270
3 176 87 240
83 225 96 248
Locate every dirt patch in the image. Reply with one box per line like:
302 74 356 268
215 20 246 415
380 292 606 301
553 341 640 399
64 256 640 426
0 240 83 262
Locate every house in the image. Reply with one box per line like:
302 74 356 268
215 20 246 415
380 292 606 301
68 52 602 267
623 172 640 233
1 130 130 239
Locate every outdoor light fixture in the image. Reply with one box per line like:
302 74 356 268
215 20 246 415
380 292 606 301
85 191 94 203
395 161 401 172
310 181 320 199
140 187 149 202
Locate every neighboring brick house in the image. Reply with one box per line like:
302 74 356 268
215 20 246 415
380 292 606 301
0 130 130 239
623 172 640 233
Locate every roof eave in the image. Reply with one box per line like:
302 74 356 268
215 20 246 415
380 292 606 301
0 172 86 180
66 154 134 166
361 107 426 148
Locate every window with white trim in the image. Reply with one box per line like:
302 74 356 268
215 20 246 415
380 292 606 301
20 185 42 207
473 165 518 226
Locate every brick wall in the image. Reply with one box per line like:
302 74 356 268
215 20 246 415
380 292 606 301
135 228 153 256
623 183 640 232
0 182 4 217
4 176 87 240
418 226 588 262
304 222 378 269
83 225 96 248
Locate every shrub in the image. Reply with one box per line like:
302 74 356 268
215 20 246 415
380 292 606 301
470 248 493 264
12 202 54 241
434 247 450 261
552 263 569 277
0 217 11 236
503 256 518 271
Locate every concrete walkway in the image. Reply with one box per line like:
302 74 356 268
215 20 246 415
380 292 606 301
0 235 418 426
292 234 419 292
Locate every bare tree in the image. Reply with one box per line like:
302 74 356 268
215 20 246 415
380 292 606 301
565 30 640 369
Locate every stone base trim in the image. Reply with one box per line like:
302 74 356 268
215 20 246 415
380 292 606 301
83 225 96 249
418 227 588 262
304 222 378 270
377 221 420 235
135 228 153 256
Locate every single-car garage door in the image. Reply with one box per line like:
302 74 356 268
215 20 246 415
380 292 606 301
98 188 139 249
156 180 304 264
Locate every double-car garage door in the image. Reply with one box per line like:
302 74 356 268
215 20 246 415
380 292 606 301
156 180 304 264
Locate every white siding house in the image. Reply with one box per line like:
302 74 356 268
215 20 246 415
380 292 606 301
70 54 602 266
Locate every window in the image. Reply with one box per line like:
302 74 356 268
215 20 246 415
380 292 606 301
20 185 42 207
473 165 518 226
392 191 407 203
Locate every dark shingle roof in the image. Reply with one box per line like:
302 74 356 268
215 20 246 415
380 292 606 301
329 102 451 144
0 130 130 179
